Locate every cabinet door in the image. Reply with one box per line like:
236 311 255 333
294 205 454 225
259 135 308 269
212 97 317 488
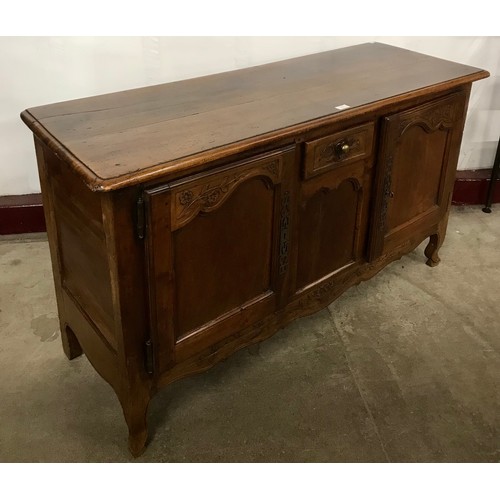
144 147 295 372
295 122 375 293
369 91 468 258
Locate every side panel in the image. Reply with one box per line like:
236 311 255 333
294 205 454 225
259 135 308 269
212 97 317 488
34 139 121 392
38 143 117 351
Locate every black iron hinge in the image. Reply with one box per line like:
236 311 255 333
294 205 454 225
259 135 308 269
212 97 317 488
136 195 145 239
144 338 154 375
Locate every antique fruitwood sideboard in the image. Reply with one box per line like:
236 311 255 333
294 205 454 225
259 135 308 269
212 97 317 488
21 43 489 456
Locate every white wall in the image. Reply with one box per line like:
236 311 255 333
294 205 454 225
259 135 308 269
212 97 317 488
1 36 499 196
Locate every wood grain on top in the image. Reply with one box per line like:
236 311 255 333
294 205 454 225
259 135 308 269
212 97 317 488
21 42 489 191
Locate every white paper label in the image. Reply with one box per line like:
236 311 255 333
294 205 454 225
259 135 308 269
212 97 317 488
335 104 351 110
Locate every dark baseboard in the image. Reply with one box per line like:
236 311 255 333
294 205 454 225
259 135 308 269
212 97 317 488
1 169 499 235
452 168 500 206
0 194 46 235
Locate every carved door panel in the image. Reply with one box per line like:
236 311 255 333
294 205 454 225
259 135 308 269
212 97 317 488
294 153 374 294
144 147 295 372
369 91 468 259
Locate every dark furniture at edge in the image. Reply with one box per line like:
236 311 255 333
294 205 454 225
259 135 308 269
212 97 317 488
482 137 500 213
21 43 489 456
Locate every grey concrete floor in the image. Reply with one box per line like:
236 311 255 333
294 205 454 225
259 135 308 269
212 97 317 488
0 206 499 462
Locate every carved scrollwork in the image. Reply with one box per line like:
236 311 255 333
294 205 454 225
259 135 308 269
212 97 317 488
379 155 394 232
264 161 280 177
172 158 282 230
178 190 194 206
399 103 456 137
279 190 290 275
311 278 337 299
177 175 235 212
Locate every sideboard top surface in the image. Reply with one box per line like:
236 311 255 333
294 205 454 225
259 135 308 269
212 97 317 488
21 42 489 191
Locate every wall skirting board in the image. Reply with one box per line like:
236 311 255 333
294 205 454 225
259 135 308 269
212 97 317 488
0 171 499 235
452 169 500 206
0 194 46 235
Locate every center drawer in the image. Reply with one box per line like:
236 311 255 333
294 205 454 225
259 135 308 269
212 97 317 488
304 122 375 179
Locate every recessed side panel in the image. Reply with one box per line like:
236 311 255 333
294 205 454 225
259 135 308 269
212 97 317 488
46 148 117 351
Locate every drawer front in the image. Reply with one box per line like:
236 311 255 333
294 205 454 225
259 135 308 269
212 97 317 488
304 122 375 179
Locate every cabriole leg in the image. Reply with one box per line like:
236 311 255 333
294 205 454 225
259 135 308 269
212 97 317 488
61 325 83 360
120 394 150 458
424 233 442 267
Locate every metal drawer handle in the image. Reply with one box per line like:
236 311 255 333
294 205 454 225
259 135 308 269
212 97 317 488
334 140 350 158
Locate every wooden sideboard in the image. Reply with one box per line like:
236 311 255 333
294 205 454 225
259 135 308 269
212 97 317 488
21 43 489 456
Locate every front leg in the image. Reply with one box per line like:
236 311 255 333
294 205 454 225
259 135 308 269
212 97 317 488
61 324 83 360
424 233 442 267
119 392 151 458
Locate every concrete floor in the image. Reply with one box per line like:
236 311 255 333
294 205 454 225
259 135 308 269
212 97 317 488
0 206 499 462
